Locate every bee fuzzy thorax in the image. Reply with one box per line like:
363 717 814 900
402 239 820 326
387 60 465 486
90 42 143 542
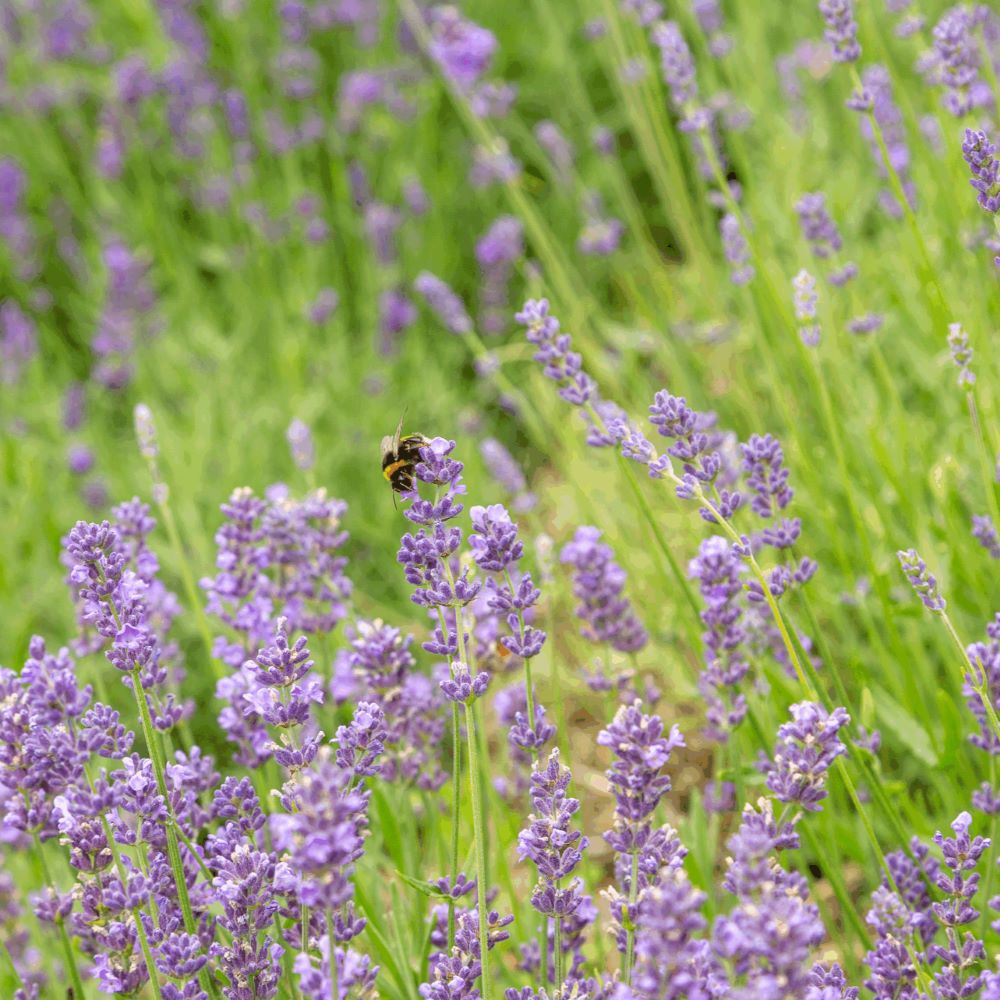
381 416 429 495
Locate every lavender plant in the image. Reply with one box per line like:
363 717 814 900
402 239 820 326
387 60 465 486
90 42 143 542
3 0 1000 997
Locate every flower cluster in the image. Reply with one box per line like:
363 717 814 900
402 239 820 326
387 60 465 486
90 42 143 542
759 701 850 811
597 702 686 955
516 298 596 408
334 619 447 789
560 526 647 659
516 750 591 975
818 0 860 63
897 548 946 612
202 485 352 670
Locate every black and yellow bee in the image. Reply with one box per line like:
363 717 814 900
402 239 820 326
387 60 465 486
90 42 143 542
381 415 428 495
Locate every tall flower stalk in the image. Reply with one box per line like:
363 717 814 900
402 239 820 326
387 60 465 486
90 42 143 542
63 520 220 999
397 437 495 1000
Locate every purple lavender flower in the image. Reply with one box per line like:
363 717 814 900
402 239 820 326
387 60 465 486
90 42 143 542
847 312 884 335
470 140 522 189
244 618 323 778
286 418 315 472
333 702 388 783
0 302 37 385
414 272 473 335
819 0 860 62
379 287 418 353
202 485 352 672
476 216 523 335
578 192 624 257
92 239 158 389
560 526 648 654
693 0 733 57
793 270 821 347
517 749 589 921
307 287 339 326
647 390 742 516
796 192 843 259
853 66 915 217
498 683 557 799
480 438 536 512
516 299 597 408
210 840 283 999
963 129 1000 226
67 444 95 476
535 120 574 184
631 866 716 996
421 906 511 1000
272 745 367 915
337 619 447 790
760 702 849 811
651 21 701 123
741 434 793 518
928 812 990 996
428 6 497 92
598 701 686 957
807 963 859 999
689 536 750 741
598 701 685 828
295 938 377 1000
716 798 825 993
897 548 946 611
964 615 1000 754
63 519 184 730
719 213 754 285
946 322 975 388
973 516 1000 559
931 6 991 116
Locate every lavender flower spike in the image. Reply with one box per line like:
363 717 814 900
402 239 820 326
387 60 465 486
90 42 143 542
287 418 316 472
897 549 946 612
517 749 589 921
947 323 975 388
515 299 596 408
962 129 1000 215
819 0 860 63
414 272 473 335
762 701 850 811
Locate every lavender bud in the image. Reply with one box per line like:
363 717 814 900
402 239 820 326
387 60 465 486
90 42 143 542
133 403 158 460
286 418 316 472
897 548 946 611
819 0 861 63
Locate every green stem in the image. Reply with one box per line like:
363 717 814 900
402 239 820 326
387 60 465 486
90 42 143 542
155 491 225 683
967 389 1000 532
31 835 86 1000
130 669 221 1000
940 612 1000 746
553 911 563 992
618 455 703 624
982 755 999 947
541 917 550 990
327 910 339 1000
847 67 950 326
449 702 461 951
623 850 640 984
463 701 493 1000
505 568 539 737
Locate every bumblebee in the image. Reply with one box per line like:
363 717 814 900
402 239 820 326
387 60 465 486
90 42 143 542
381 415 428 495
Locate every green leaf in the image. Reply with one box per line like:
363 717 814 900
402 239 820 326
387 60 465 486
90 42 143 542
860 686 875 731
872 684 939 767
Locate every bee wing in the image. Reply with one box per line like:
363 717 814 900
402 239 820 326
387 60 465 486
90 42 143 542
392 409 407 454
380 434 394 458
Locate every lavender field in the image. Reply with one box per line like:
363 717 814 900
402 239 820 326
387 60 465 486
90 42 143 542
1 0 999 997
